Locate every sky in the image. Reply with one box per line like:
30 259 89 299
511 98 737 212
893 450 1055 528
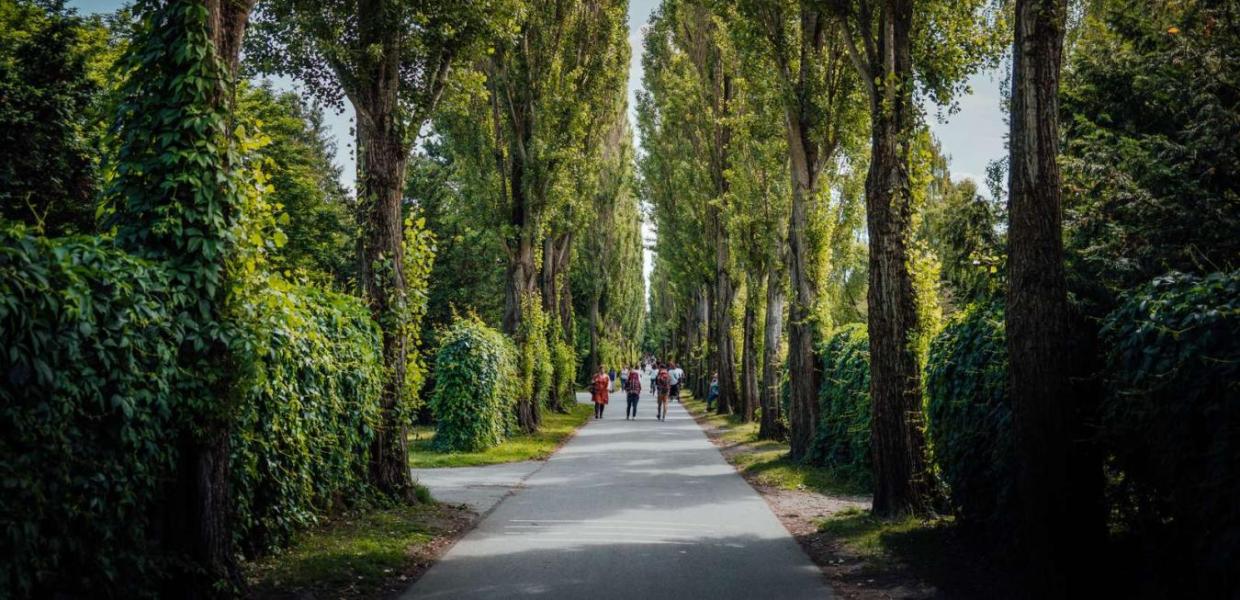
71 0 1007 298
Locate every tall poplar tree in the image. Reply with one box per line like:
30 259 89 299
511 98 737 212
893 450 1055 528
734 1 860 459
1007 0 1071 591
833 0 1003 516
247 0 513 500
109 0 256 591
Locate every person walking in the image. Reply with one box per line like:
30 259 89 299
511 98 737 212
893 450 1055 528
592 366 611 419
620 365 630 393
706 372 719 412
625 366 642 420
655 363 671 421
668 362 684 403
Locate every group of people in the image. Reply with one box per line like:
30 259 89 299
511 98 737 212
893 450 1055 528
591 360 685 421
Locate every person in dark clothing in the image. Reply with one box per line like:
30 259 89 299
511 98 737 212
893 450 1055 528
625 367 642 420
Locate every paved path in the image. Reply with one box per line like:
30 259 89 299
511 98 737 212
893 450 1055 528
403 390 832 599
412 461 544 513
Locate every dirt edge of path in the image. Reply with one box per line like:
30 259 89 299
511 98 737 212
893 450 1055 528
684 402 937 600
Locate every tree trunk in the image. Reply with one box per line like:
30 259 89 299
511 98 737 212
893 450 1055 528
865 0 933 518
740 280 760 422
589 292 601 375
1007 0 1076 592
785 113 822 460
163 3 255 595
759 266 787 440
541 234 568 412
357 106 415 502
501 151 541 432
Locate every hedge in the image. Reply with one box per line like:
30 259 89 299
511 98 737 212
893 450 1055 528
230 276 385 555
1101 271 1239 584
0 227 388 596
924 302 1014 532
429 316 517 452
0 228 183 597
810 324 873 489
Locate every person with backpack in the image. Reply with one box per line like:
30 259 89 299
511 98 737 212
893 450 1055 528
625 366 642 420
706 372 719 411
655 363 672 421
592 365 611 419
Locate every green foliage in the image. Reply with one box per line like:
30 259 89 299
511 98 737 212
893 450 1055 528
401 214 436 412
408 150 506 341
1100 271 1239 583
0 0 110 235
429 316 517 452
517 293 553 409
0 226 181 598
1061 0 1239 316
236 82 356 285
230 276 385 555
549 318 577 409
810 324 872 489
924 303 1013 532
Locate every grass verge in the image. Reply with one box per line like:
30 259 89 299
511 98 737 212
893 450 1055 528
816 507 1019 598
408 402 592 468
680 392 867 497
244 501 472 599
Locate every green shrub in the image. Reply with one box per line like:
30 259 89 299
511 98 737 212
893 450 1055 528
550 320 577 407
0 226 392 595
230 276 385 555
0 227 182 597
516 294 552 410
810 324 872 489
429 316 517 452
1101 271 1239 583
924 302 1014 532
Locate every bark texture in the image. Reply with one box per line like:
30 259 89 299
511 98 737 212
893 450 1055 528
740 282 760 422
759 267 787 440
863 0 934 518
357 107 415 501
1006 0 1075 592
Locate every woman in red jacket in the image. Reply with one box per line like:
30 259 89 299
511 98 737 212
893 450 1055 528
591 365 611 419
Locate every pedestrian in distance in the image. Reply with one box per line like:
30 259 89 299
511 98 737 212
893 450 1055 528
592 366 610 419
655 363 672 421
668 362 684 403
626 366 642 420
706 372 719 412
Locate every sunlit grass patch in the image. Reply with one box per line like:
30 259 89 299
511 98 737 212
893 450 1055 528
408 402 592 468
682 392 868 497
245 502 459 598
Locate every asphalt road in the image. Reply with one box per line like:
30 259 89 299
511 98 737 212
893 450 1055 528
402 389 833 600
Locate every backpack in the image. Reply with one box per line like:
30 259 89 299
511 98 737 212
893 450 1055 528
627 370 641 391
656 369 670 393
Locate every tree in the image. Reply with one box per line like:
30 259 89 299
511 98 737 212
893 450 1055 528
720 7 794 427
734 0 862 459
247 0 511 500
107 0 257 592
0 0 113 235
482 0 628 430
833 0 1003 516
638 3 716 391
237 82 356 285
1006 0 1071 591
